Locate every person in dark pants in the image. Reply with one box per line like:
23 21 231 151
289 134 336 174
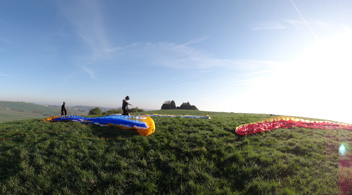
61 102 67 116
122 96 132 116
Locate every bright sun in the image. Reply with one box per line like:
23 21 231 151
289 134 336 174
228 29 352 123
298 29 352 81
276 28 352 91
291 29 352 122
265 29 352 123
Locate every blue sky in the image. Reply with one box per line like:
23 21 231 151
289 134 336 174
1 0 352 123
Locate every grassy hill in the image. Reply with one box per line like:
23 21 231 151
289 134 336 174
0 110 44 122
0 110 350 194
0 101 61 115
0 101 88 122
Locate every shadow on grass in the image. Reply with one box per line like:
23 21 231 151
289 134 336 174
90 125 139 139
223 128 237 135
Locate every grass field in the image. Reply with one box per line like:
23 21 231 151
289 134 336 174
0 110 44 123
0 110 351 194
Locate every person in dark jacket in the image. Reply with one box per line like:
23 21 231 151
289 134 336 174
61 102 67 116
122 96 132 116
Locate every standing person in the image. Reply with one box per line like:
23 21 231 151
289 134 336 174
122 96 132 116
61 102 67 116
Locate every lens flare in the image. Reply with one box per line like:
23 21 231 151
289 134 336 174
339 144 346 156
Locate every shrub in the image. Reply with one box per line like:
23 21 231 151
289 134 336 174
103 109 122 115
88 107 102 115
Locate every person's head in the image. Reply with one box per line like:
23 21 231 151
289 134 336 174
63 102 66 105
125 96 130 100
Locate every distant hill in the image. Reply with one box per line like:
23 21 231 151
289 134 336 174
0 101 134 122
0 109 44 122
70 105 117 113
0 101 90 122
0 101 117 114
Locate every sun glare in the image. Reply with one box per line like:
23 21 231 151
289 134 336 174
250 29 352 123
288 29 352 122
297 29 352 79
339 144 346 156
267 29 352 88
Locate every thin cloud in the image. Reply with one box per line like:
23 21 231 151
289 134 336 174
289 0 320 42
104 46 123 53
107 40 283 71
80 65 96 80
59 0 110 59
234 68 281 85
173 36 209 49
285 19 329 29
251 19 329 31
147 42 266 69
250 22 287 31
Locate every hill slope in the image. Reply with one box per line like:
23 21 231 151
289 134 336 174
0 101 60 115
0 110 44 122
0 101 88 122
0 110 350 194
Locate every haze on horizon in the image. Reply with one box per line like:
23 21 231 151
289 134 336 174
1 0 352 123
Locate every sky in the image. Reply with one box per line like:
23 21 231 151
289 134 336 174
1 0 352 123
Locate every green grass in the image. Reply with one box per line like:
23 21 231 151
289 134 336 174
0 110 44 122
0 110 350 194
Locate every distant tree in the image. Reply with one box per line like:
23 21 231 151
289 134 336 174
130 107 145 113
161 100 177 110
162 100 198 110
170 100 176 109
103 109 122 115
161 101 172 109
88 107 102 115
178 102 198 110
102 107 144 115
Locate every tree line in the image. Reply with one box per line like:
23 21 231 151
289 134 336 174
88 107 144 116
161 100 198 110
